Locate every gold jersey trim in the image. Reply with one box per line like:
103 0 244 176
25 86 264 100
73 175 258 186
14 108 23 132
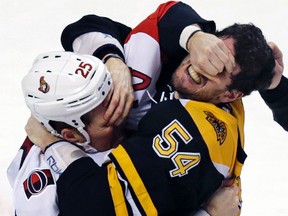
179 99 245 178
107 163 129 216
112 145 158 216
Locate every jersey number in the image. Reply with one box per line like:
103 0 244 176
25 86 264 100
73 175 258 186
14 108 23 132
152 120 200 177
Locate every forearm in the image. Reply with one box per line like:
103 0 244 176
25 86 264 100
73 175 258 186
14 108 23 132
43 141 88 179
61 14 131 59
61 15 135 127
56 152 116 215
259 75 288 131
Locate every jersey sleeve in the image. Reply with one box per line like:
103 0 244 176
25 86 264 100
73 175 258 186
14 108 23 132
259 75 288 131
40 140 122 215
61 14 131 60
126 1 215 57
7 137 60 216
7 136 34 186
57 157 117 216
156 1 216 59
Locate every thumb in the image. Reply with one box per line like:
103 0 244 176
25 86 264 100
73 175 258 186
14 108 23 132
221 178 234 187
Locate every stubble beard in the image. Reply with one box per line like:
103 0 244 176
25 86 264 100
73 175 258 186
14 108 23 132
171 73 211 102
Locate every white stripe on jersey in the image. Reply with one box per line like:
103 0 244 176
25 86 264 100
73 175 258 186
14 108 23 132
124 32 162 130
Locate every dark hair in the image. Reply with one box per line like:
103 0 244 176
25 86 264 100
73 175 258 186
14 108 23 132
215 23 275 96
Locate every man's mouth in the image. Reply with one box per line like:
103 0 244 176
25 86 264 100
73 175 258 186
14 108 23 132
187 65 201 84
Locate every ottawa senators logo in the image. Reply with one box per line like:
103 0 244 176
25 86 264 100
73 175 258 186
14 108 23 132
38 76 50 93
204 111 227 145
23 169 55 199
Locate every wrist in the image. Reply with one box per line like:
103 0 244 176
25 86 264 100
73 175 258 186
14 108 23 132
179 24 202 51
93 45 124 62
102 53 124 64
43 139 63 153
32 132 62 152
43 141 87 178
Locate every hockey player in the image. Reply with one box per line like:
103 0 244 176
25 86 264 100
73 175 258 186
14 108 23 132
19 51 240 216
7 48 240 215
61 1 287 131
25 21 275 215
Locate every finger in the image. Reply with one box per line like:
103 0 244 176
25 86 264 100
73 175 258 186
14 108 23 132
217 50 235 73
193 66 219 82
191 59 218 78
192 56 219 76
115 94 134 126
225 51 236 73
221 178 234 187
232 185 239 194
216 43 236 73
197 42 235 74
269 42 283 65
268 41 278 56
207 56 225 74
203 47 227 74
103 88 113 108
107 96 125 126
104 93 119 122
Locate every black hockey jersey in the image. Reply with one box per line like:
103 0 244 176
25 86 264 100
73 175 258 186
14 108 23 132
56 99 246 215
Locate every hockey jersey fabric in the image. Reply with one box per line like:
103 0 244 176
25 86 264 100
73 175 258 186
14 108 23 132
56 98 245 215
7 137 112 215
7 138 59 215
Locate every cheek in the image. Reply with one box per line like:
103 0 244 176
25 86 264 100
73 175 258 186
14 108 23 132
172 69 188 86
88 127 114 151
87 126 113 139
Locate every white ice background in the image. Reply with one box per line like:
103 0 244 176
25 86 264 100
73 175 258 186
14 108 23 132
1 0 287 215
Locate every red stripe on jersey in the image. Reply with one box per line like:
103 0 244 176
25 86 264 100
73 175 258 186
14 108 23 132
20 136 34 168
125 1 178 43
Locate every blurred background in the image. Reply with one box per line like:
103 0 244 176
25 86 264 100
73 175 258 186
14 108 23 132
1 0 287 215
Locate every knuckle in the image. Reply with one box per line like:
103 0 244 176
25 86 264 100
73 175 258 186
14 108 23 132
204 48 213 57
115 109 123 117
216 39 225 47
198 58 208 68
129 94 135 102
111 98 119 106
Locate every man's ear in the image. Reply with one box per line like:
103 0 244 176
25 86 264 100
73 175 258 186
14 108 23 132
61 128 86 143
219 90 244 103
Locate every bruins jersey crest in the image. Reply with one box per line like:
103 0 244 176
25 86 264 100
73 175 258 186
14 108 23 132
204 111 227 145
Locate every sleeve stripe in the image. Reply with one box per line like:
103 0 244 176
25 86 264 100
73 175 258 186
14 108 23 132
111 145 158 216
124 1 177 43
